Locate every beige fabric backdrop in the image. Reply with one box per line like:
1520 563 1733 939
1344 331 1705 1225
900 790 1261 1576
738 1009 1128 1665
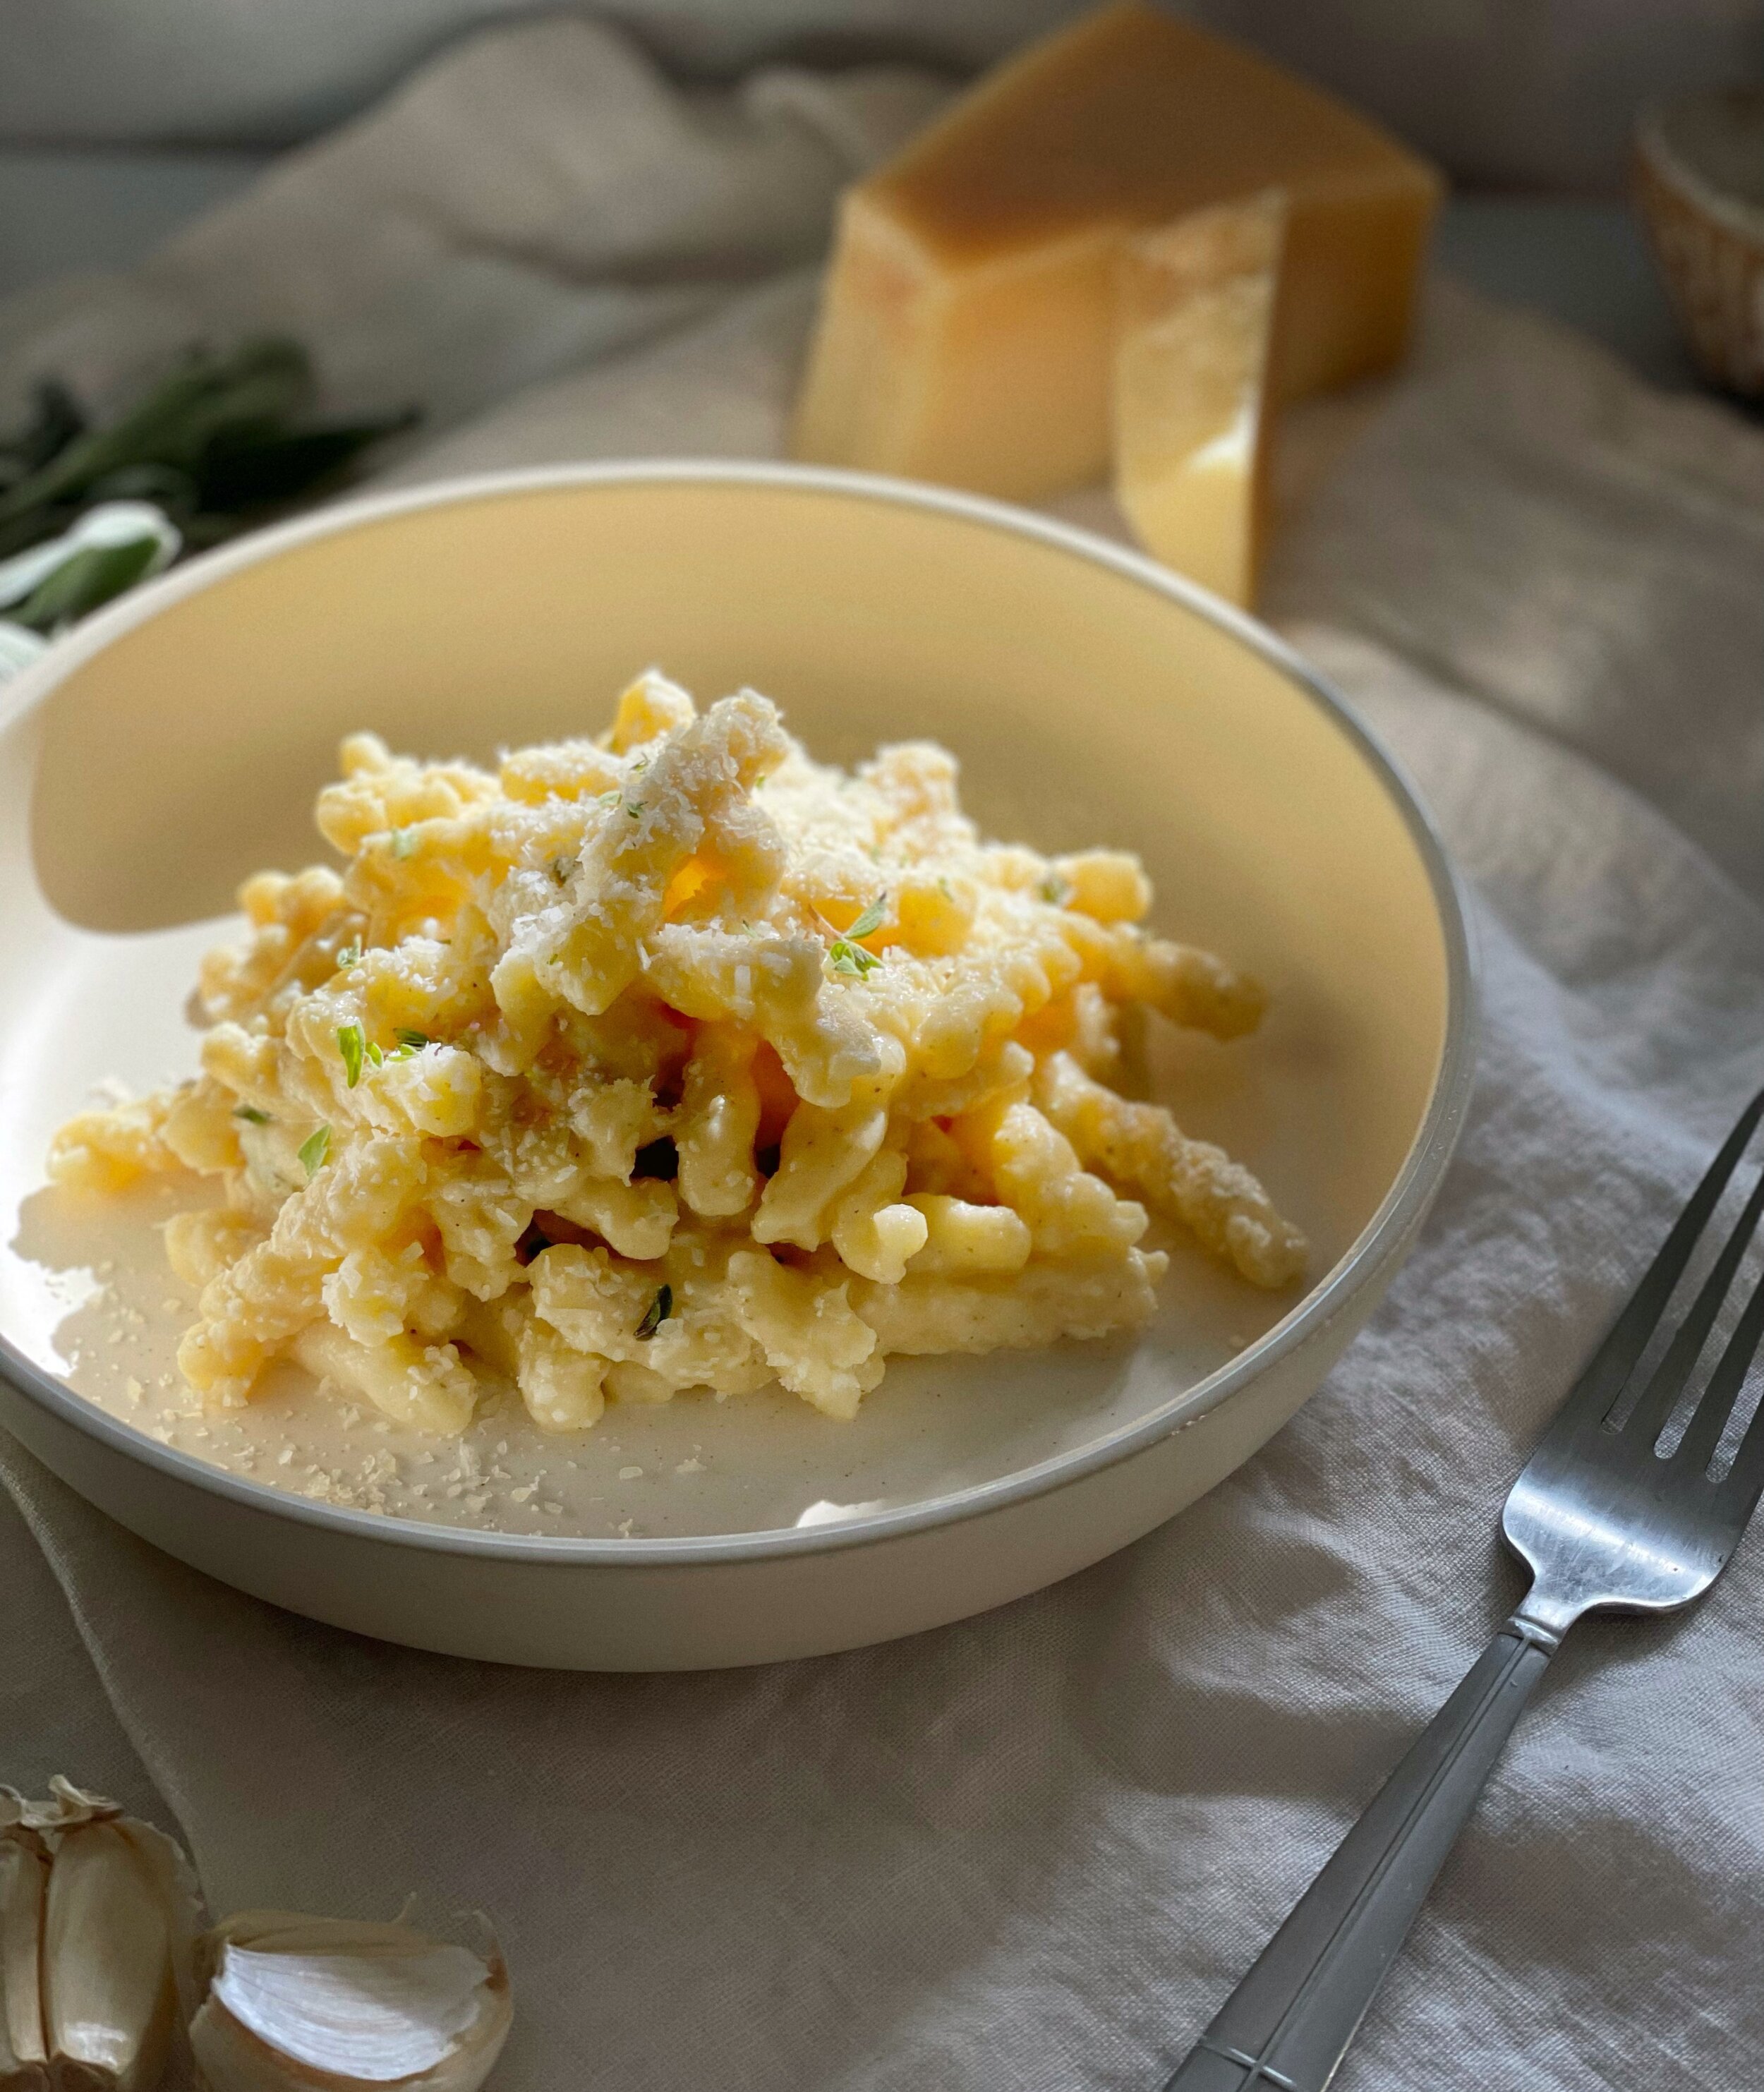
6 0 1760 188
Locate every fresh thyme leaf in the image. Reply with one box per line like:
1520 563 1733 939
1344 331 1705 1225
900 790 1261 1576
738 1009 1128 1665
598 789 621 806
2 379 84 476
0 339 311 531
828 938 881 979
194 410 418 510
394 1029 431 1052
234 1105 270 1125
847 894 887 940
634 1283 672 1341
366 1041 383 1068
11 536 166 634
0 340 416 563
1039 872 1073 906
335 941 360 968
625 802 644 820
297 1124 331 1178
388 827 418 859
84 461 197 512
337 1022 365 1088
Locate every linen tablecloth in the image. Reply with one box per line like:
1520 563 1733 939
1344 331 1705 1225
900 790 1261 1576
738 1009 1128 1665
2 23 1761 2088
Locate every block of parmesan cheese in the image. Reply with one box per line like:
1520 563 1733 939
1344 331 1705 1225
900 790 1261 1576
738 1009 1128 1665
1113 191 1285 607
791 1 1440 501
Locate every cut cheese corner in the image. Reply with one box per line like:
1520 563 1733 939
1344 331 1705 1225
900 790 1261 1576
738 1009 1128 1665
791 0 1441 504
1113 191 1286 607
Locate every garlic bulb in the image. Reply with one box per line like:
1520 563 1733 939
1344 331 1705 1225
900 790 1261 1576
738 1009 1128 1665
189 1910 512 2092
0 1777 205 2092
3 1784 513 2092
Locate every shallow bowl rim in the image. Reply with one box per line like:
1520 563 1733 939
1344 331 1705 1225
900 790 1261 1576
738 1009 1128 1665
0 459 1478 1565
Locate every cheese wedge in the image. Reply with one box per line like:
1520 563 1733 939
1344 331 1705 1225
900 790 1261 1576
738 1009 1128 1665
1113 192 1285 606
792 0 1440 501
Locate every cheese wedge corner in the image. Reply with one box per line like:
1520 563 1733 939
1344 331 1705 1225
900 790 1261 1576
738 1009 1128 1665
791 1 1441 504
1113 190 1286 608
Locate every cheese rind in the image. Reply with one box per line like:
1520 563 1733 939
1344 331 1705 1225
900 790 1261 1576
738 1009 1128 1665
1113 192 1286 607
792 0 1440 500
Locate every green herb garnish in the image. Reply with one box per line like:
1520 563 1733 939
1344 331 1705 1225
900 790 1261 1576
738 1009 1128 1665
847 894 887 941
394 1029 431 1053
337 1022 365 1088
1039 872 1073 907
634 1283 672 1341
625 802 644 820
388 828 418 859
828 938 881 979
298 1125 331 1178
9 535 167 633
335 941 360 969
0 339 416 567
366 1041 383 1068
234 1105 270 1125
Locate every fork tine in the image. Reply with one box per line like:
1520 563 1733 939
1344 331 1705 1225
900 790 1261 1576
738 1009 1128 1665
1685 1262 1764 1489
1559 1084 1764 1434
1623 1160 1764 1450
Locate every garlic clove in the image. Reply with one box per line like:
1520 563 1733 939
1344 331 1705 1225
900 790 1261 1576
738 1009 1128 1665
104 1820 205 2038
1 1777 206 2092
40 1821 177 2092
190 1911 512 2092
0 1829 49 2088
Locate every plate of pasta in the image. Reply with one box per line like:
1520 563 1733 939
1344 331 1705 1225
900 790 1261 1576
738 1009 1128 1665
0 464 1472 1667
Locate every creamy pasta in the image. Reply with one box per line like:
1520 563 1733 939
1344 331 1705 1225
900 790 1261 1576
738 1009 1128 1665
48 675 1305 1436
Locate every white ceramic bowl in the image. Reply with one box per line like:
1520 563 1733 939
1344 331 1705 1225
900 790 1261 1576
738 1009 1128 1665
0 465 1473 1669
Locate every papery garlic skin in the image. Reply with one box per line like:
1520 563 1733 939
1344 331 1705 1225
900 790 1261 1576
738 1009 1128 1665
0 1828 49 2088
190 1912 512 2092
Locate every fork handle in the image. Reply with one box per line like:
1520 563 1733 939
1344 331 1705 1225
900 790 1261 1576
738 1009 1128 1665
1162 1621 1555 2091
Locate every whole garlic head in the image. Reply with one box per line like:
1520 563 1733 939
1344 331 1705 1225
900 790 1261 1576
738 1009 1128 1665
0 1777 205 2092
189 1910 512 2091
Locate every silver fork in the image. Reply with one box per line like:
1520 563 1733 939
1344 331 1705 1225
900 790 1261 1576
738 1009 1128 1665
1164 1083 1764 2091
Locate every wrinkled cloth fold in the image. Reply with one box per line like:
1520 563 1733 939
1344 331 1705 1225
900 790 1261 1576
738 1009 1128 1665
0 19 949 430
2 21 1762 2091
